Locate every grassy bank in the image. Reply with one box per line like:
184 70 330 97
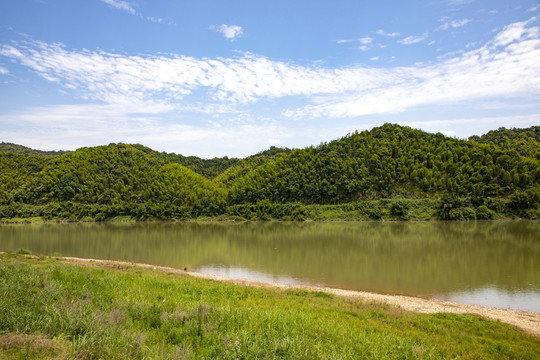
1 254 539 359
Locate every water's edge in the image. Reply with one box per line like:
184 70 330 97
27 254 540 338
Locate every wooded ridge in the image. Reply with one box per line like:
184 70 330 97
1 124 538 220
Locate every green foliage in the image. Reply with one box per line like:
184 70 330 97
437 194 468 220
470 126 540 159
509 188 540 211
225 124 540 205
389 199 410 219
0 143 227 220
1 124 539 221
226 200 314 220
476 205 495 220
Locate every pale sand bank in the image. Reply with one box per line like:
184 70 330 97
51 256 539 338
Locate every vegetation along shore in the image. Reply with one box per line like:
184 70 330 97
1 124 539 222
1 252 539 359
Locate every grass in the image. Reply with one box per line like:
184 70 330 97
1 253 539 359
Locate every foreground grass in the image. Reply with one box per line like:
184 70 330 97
1 254 539 359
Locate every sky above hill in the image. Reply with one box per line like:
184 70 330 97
1 0 540 158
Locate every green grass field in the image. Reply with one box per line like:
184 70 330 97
1 253 539 359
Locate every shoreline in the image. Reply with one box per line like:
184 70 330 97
0 216 530 224
57 255 540 338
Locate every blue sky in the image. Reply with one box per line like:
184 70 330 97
1 0 540 158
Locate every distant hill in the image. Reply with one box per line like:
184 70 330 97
0 142 69 156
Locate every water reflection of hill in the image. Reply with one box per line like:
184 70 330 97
1 221 538 300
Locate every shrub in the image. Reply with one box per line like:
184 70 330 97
437 194 466 220
462 207 476 220
476 205 495 220
389 200 409 219
509 189 540 211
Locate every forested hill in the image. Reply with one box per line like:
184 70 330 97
0 144 226 219
0 142 69 156
225 124 539 203
1 124 539 220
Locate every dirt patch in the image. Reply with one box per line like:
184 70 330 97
60 256 540 338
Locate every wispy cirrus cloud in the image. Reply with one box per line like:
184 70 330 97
398 33 429 45
1 17 539 124
99 0 136 15
376 29 400 37
0 66 8 75
0 103 289 157
0 39 393 104
336 37 373 44
436 17 471 31
98 0 163 23
285 17 540 119
210 24 243 41
336 37 374 51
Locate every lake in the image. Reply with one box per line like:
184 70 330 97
1 220 538 312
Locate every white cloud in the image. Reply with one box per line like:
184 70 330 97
436 18 471 31
0 66 8 75
99 0 135 15
494 17 539 46
146 16 163 23
376 30 400 37
336 37 374 51
0 40 392 104
398 33 429 45
441 130 456 136
211 24 243 41
98 0 163 23
285 18 540 119
0 103 288 157
1 17 539 125
358 37 373 45
337 36 373 45
528 5 540 12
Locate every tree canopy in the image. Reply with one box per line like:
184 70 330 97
1 124 538 220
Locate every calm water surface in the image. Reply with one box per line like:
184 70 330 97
1 221 538 312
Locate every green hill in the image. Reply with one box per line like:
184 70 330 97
226 124 539 204
1 124 538 221
0 142 68 156
0 143 226 220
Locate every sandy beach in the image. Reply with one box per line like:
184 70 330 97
57 256 540 338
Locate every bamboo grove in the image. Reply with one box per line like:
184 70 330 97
1 124 539 221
